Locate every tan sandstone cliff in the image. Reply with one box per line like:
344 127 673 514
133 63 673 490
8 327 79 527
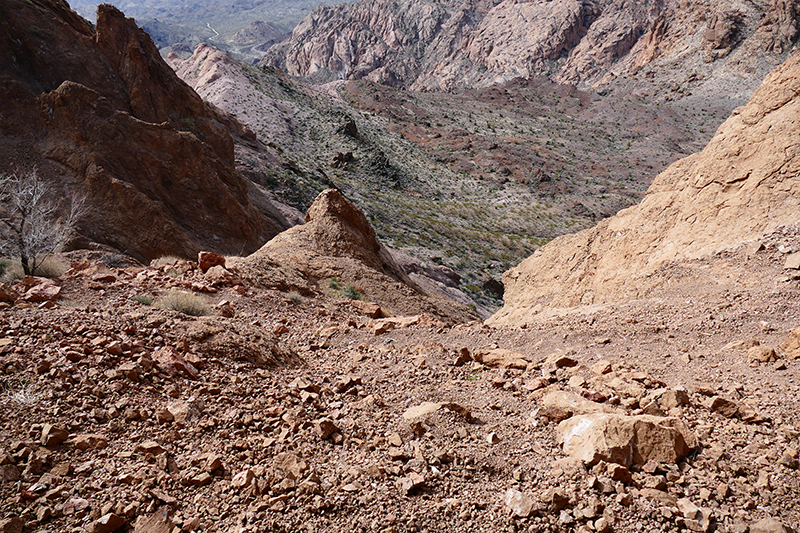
489 51 800 325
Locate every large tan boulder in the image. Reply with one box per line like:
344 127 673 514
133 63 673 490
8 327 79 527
490 52 800 324
557 413 697 467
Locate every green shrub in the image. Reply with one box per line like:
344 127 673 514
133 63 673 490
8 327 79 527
328 277 340 290
342 284 362 300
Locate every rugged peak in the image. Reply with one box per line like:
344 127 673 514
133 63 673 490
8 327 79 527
489 51 800 324
265 0 799 96
235 189 477 323
305 189 380 253
0 0 289 261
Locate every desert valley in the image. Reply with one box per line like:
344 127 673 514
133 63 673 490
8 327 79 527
0 0 799 532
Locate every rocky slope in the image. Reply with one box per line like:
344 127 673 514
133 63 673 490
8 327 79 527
0 0 290 263
0 219 798 532
490 51 800 324
232 189 479 323
264 0 799 97
173 41 737 309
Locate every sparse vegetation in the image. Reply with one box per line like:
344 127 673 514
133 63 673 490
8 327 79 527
4 382 42 406
0 169 84 277
155 290 210 316
0 256 66 282
342 284 363 300
130 294 154 306
287 290 304 304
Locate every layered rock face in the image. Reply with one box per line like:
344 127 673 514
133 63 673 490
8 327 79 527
489 51 800 324
234 189 478 323
0 0 289 261
264 0 799 94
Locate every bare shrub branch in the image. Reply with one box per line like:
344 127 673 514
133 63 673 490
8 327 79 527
0 169 85 276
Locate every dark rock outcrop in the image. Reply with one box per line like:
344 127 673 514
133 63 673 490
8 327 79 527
0 0 289 261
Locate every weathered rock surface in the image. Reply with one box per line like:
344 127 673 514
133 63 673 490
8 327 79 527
264 0 798 94
491 51 800 323
0 0 290 262
557 413 697 467
233 189 477 323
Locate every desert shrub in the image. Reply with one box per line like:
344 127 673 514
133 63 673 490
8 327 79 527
101 253 125 268
1 256 65 282
155 290 209 316
287 291 304 304
4 382 42 406
130 294 153 306
342 284 362 300
34 256 67 278
328 277 340 290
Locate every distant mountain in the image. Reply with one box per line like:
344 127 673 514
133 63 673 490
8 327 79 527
263 0 799 98
69 0 354 62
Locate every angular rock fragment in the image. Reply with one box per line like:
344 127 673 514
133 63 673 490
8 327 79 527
397 472 425 494
472 348 530 369
504 488 535 518
557 413 696 467
88 513 125 533
41 424 69 447
780 326 800 359
74 434 108 451
198 251 225 273
747 345 778 363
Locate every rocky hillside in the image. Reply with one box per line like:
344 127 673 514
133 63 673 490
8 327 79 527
490 50 800 324
172 41 737 309
68 0 351 63
263 0 799 97
0 0 291 263
232 188 479 323
0 206 798 533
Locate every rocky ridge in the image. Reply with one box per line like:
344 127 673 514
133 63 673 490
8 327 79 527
264 0 799 98
491 50 800 324
232 189 479 323
0 0 290 263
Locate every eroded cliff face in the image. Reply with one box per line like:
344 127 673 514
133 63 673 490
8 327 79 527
0 0 289 261
489 51 800 324
264 0 800 95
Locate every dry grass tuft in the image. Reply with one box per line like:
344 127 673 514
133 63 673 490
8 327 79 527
155 290 210 316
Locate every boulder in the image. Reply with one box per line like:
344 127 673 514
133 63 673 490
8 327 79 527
542 391 618 417
780 326 800 359
557 413 697 467
198 251 225 273
472 348 530 369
